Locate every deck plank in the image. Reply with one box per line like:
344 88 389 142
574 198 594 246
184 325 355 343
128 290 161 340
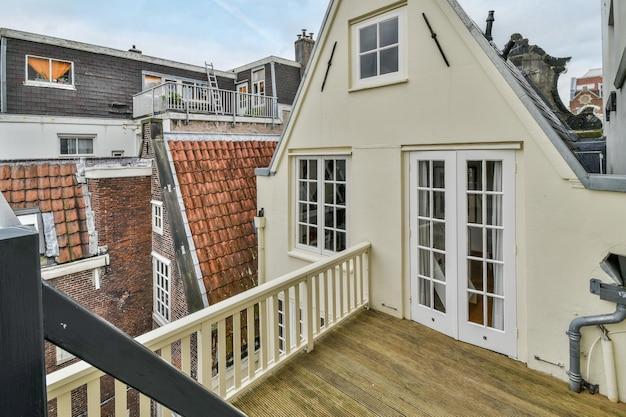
234 310 626 417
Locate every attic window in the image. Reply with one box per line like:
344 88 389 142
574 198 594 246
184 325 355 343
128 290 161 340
25 55 74 89
351 7 407 90
15 208 45 255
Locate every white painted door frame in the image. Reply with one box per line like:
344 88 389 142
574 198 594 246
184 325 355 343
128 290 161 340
409 151 458 339
409 150 517 357
456 150 517 357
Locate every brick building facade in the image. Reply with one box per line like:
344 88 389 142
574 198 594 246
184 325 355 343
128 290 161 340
0 159 153 374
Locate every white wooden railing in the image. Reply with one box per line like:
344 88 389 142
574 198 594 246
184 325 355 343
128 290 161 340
46 242 371 417
132 82 278 120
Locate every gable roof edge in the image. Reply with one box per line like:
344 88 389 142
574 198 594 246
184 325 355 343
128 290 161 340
261 0 338 175
445 0 626 193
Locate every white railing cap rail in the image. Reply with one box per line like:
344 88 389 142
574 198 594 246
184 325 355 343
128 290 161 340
46 241 371 394
132 81 278 100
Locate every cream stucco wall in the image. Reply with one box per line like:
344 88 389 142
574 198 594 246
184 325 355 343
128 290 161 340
258 0 626 400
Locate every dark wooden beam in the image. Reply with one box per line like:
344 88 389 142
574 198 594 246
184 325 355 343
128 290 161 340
0 226 47 417
43 282 245 417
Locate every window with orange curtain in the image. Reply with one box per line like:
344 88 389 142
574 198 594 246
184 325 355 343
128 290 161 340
51 60 72 84
27 56 50 82
26 55 73 86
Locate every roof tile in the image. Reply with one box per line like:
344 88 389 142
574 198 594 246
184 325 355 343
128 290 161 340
0 162 90 264
169 139 276 304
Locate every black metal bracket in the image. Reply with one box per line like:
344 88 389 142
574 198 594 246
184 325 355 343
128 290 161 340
590 278 626 305
422 13 450 68
321 41 338 92
43 282 245 417
581 379 600 395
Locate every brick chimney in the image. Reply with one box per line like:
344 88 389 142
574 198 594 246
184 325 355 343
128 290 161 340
295 29 315 77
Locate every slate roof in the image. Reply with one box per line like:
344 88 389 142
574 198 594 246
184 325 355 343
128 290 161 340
0 162 90 264
168 139 277 305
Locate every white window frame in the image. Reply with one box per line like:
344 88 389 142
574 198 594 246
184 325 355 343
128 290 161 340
56 346 75 365
59 135 95 157
16 209 45 255
151 200 164 235
152 252 172 325
24 54 75 90
251 67 266 96
351 7 408 90
294 156 349 256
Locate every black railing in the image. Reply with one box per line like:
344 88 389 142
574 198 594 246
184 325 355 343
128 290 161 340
0 192 245 417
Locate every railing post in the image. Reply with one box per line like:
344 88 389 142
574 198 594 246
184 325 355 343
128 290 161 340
233 90 237 125
364 250 370 308
305 275 315 353
0 214 47 416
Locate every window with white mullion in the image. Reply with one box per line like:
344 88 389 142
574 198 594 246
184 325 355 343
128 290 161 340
153 254 171 323
296 157 348 254
297 158 319 249
358 15 400 80
322 158 347 253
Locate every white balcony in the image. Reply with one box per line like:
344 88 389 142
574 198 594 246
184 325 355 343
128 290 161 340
132 82 279 121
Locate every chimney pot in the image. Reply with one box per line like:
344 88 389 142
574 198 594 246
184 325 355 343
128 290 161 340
485 10 495 42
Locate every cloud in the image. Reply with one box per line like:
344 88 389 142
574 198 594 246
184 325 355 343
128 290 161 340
211 0 280 45
0 0 602 104
457 0 602 103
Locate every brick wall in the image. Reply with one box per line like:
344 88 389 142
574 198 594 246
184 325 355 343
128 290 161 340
5 38 233 118
44 173 153 375
170 119 284 135
142 120 190 324
274 63 301 105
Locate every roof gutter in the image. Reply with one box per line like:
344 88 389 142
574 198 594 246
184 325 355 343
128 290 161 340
614 46 626 89
150 121 206 312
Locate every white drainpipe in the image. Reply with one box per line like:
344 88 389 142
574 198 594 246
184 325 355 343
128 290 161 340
254 215 266 284
601 334 619 402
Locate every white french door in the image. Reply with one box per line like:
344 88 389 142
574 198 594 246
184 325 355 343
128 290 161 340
410 152 458 338
410 150 516 357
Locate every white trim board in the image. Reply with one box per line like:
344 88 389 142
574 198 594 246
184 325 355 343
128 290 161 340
164 133 280 142
0 113 139 127
41 254 109 280
84 166 152 179
230 56 300 73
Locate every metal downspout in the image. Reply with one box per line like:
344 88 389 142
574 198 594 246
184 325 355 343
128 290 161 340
1 36 7 113
567 304 626 392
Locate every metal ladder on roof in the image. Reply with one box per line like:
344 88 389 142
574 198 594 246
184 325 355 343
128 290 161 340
205 62 224 115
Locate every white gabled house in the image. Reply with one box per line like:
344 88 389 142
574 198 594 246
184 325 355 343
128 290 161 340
27 1 626 415
256 0 626 401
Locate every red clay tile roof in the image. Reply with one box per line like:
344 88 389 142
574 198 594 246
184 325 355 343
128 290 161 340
0 162 90 264
168 140 276 305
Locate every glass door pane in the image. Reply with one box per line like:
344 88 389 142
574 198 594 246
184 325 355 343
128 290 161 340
465 160 505 331
416 160 447 313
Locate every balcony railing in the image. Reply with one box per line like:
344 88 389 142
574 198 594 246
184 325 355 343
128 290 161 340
133 82 279 120
46 241 371 416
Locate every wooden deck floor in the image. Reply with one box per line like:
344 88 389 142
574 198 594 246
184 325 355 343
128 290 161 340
233 310 626 417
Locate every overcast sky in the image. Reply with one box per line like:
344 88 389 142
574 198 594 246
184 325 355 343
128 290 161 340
0 0 601 103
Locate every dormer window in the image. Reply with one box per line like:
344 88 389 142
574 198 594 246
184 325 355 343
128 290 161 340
351 7 407 90
25 55 74 89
